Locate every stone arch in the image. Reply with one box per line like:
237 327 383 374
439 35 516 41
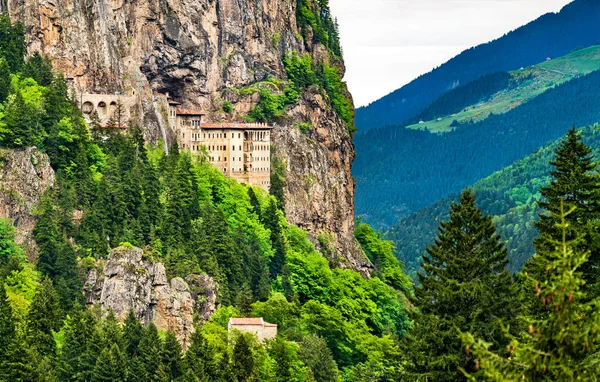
109 101 117 115
82 101 94 115
97 101 107 116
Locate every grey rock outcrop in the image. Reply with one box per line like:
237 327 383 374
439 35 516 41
84 246 217 348
0 147 55 261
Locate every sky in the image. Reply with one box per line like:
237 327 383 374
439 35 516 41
328 0 573 107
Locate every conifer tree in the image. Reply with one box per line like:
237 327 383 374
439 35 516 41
123 310 143 358
0 332 39 381
91 343 127 382
185 331 215 381
162 331 185 380
248 187 262 219
139 322 163 379
27 276 61 357
0 283 14 360
463 202 600 381
58 307 98 381
232 333 256 382
298 334 338 382
524 128 600 302
401 189 517 381
264 199 287 278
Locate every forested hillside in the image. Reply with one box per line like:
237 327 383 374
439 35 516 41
0 17 415 380
355 0 600 131
387 124 600 275
355 68 600 227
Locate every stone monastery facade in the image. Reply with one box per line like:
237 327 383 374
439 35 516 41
79 92 272 191
228 317 277 342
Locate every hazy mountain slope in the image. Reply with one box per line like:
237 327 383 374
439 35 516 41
387 124 600 275
355 0 600 132
408 45 600 133
354 69 600 227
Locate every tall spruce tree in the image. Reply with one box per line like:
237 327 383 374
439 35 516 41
232 333 256 382
0 282 15 361
462 202 600 381
402 189 517 381
27 276 61 357
524 127 600 303
264 199 287 278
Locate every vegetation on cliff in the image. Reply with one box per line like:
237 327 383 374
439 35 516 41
0 17 409 380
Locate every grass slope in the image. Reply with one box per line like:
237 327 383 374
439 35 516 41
387 125 600 275
408 45 600 133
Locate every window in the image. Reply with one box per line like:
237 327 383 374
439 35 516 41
224 133 227 138
233 146 235 151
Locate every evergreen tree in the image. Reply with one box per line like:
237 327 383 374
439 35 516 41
525 127 600 303
91 344 127 382
298 334 338 382
161 331 185 381
0 57 11 103
264 199 287 278
401 189 517 381
269 157 286 211
232 333 255 382
139 322 163 379
247 188 262 219
0 282 15 361
185 331 215 381
235 282 254 315
463 202 600 381
27 276 61 357
123 309 143 358
0 332 39 381
58 307 99 381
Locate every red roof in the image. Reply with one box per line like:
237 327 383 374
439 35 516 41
168 100 182 105
176 108 205 116
230 318 264 326
95 123 129 129
201 122 272 130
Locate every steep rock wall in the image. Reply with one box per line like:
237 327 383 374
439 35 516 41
85 246 218 347
0 147 55 261
4 0 368 270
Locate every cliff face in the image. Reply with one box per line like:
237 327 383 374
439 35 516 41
85 246 218 347
0 147 55 261
4 0 368 270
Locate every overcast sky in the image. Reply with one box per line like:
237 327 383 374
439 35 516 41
329 0 573 107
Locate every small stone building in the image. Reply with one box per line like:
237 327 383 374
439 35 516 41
228 317 278 342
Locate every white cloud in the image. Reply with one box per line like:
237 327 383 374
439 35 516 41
329 0 573 106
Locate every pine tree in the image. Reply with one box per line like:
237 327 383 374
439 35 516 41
185 331 215 381
162 331 185 380
247 188 262 219
27 276 61 357
0 332 39 381
235 282 254 315
232 333 256 382
264 199 287 278
524 128 600 303
298 334 338 382
58 307 99 381
123 309 143 358
0 282 15 361
463 202 600 381
402 189 517 381
139 322 163 379
91 344 127 382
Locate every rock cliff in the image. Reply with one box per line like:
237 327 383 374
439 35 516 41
85 245 218 347
0 147 55 261
3 0 369 271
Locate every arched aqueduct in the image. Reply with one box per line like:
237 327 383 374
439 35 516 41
79 93 136 125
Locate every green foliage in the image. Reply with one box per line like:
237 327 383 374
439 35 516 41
222 101 233 113
295 0 342 58
462 202 600 381
400 190 518 381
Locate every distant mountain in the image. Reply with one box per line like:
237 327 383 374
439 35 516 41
386 125 600 275
354 68 600 227
406 45 600 133
355 0 600 132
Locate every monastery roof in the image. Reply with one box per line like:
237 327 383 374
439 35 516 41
169 100 182 105
176 108 205 115
95 123 129 130
201 122 272 130
154 92 169 98
229 317 277 327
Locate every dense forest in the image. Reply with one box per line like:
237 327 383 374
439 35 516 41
0 16 415 380
387 124 600 275
355 0 600 131
355 67 600 228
